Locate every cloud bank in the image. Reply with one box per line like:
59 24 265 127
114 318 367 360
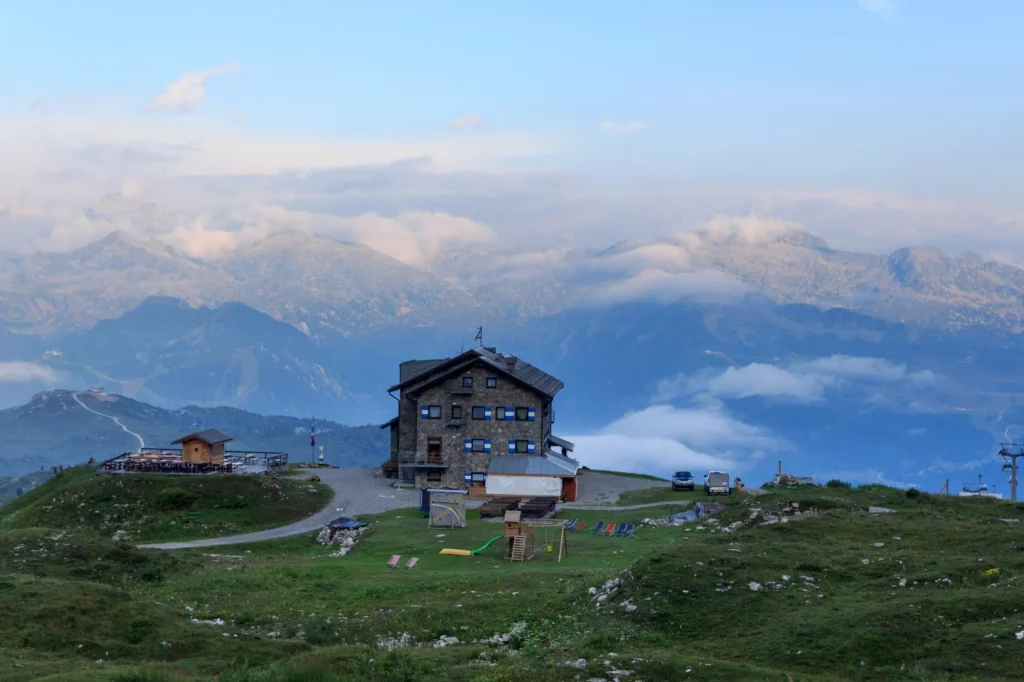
149 64 241 113
0 362 60 383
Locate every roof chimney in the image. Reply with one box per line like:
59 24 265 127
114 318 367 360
505 355 518 372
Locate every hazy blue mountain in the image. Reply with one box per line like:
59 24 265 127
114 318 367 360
0 389 387 477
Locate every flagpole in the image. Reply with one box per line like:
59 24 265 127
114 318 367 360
311 415 315 466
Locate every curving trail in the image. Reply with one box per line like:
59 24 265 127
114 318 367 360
72 392 145 452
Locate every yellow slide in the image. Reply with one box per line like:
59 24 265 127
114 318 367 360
439 548 472 556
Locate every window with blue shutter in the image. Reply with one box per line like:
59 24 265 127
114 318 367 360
464 439 473 452
484 407 493 421
527 407 536 421
505 407 515 421
508 439 516 453
421 406 430 419
527 440 536 453
484 439 492 452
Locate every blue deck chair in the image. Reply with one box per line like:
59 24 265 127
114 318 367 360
590 520 605 535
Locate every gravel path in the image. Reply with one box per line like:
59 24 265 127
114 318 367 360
138 468 417 550
139 468 689 550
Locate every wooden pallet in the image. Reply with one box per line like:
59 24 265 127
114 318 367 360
509 535 527 562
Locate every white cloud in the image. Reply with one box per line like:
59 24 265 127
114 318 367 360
680 214 802 247
161 218 270 259
0 362 60 383
587 268 747 306
600 121 650 133
333 211 499 269
149 63 241 113
706 364 833 401
660 355 936 404
566 404 785 479
448 113 484 130
857 0 893 17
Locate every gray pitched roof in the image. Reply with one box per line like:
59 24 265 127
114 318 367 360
390 347 564 398
549 435 575 452
488 455 576 476
399 359 447 384
172 429 233 445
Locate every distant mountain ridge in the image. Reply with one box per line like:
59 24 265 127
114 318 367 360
3 228 1024 337
0 389 387 477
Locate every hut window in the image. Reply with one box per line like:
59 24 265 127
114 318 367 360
462 376 473 388
514 439 529 453
451 405 462 420
515 407 529 421
427 405 442 419
427 471 442 484
486 377 497 388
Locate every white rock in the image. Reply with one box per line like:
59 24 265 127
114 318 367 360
872 543 885 548
565 659 588 669
748 582 762 592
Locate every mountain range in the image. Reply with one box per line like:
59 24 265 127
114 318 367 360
2 227 1024 488
0 389 387 477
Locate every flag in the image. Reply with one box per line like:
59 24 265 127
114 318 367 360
310 419 315 447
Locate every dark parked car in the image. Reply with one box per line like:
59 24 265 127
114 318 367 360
672 470 694 491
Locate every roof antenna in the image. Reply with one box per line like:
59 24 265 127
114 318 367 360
475 326 483 348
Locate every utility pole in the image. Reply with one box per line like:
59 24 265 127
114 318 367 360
998 444 1024 502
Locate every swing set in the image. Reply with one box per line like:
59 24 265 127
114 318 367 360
503 511 568 562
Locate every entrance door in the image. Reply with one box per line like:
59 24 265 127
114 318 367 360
427 438 443 464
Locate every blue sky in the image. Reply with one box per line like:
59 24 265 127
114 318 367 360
1 0 1020 202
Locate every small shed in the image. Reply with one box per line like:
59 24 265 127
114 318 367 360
173 429 233 464
486 453 579 501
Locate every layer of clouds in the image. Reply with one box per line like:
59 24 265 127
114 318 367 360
0 362 60 383
600 121 651 133
150 64 241 113
567 404 785 479
810 468 911 488
656 355 936 404
586 268 747 306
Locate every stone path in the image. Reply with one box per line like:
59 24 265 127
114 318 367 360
138 468 416 550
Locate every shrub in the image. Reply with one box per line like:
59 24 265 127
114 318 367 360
825 479 851 489
906 487 921 499
154 486 199 510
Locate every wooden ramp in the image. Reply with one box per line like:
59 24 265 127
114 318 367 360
510 536 527 562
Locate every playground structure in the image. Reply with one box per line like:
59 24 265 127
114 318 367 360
425 488 469 528
503 510 568 562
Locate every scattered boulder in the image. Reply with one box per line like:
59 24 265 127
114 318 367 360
317 519 369 557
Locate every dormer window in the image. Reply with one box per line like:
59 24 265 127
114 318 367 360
462 377 473 388
486 377 497 388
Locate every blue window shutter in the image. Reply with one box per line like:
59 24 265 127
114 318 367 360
421 406 429 419
484 407 492 420
464 439 472 453
506 407 515 421
508 439 516 453
484 440 492 453
527 407 536 421
527 440 536 453
464 472 472 483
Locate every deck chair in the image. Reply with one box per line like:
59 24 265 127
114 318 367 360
404 557 419 570
616 523 633 537
572 521 586 532
603 523 617 536
387 554 401 568
590 520 605 535
562 517 579 529
623 524 638 537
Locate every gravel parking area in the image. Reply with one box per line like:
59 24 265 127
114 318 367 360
568 470 670 506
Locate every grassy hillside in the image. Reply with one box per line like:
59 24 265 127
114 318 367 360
2 482 1024 680
0 466 332 543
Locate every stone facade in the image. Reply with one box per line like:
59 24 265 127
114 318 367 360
390 360 555 489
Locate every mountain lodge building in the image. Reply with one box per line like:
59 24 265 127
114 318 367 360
381 347 580 501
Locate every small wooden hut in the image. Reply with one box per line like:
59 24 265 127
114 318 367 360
173 429 233 464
